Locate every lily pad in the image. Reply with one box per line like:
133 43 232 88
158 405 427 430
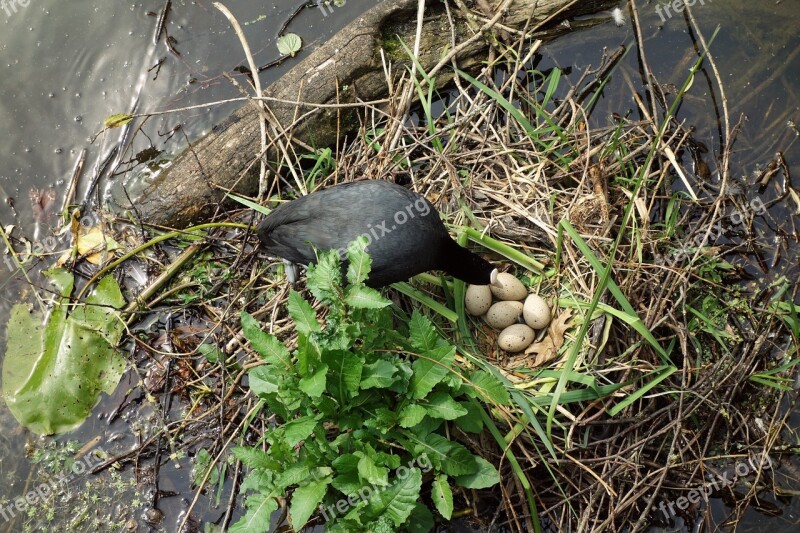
2 268 127 435
277 33 302 57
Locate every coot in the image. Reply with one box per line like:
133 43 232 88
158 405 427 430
257 180 498 288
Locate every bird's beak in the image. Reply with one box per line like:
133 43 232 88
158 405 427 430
489 268 502 288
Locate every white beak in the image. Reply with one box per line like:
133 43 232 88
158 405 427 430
489 268 501 288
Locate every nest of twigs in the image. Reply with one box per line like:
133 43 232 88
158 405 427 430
84 19 800 533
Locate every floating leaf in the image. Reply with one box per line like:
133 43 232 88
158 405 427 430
2 269 127 435
103 113 133 128
277 33 302 57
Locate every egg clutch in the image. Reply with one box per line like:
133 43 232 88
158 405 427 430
465 273 552 353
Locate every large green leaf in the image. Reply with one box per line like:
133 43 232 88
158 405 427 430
409 345 455 399
2 269 127 435
230 493 279 533
362 467 422 526
283 416 318 447
290 478 331 532
357 453 389 487
322 350 363 402
407 503 434 532
408 311 439 352
345 286 390 309
360 360 397 390
241 311 293 370
306 252 341 304
464 370 511 405
431 474 453 519
398 404 427 428
287 290 320 336
455 456 500 489
424 392 468 420
345 235 372 285
298 365 327 397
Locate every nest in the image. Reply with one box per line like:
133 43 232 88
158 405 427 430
70 9 799 533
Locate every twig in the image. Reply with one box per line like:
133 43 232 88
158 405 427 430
60 148 86 226
152 0 172 45
683 5 730 184
213 2 269 199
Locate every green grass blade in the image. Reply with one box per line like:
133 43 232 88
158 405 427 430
606 366 677 416
560 220 668 360
457 69 571 167
227 193 270 215
461 227 547 274
474 399 542 533
391 282 458 322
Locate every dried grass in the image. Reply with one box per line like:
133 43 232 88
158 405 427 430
106 8 800 533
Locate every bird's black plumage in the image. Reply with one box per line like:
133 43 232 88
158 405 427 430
257 180 496 287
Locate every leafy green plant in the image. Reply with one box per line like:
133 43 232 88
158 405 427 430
231 238 502 532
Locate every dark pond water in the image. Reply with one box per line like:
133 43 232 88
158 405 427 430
0 0 797 531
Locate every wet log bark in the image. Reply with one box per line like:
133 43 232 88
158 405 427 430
122 0 617 228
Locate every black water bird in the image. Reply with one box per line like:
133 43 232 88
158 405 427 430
257 180 499 288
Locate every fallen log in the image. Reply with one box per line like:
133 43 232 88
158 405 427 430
118 0 617 228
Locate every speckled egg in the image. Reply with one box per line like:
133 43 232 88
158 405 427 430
522 294 551 329
465 284 493 316
484 301 524 329
497 324 536 352
489 272 527 301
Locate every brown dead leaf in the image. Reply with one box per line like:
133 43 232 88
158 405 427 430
508 309 573 369
588 163 608 205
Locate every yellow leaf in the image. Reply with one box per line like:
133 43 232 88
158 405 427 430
77 226 120 265
103 114 133 129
